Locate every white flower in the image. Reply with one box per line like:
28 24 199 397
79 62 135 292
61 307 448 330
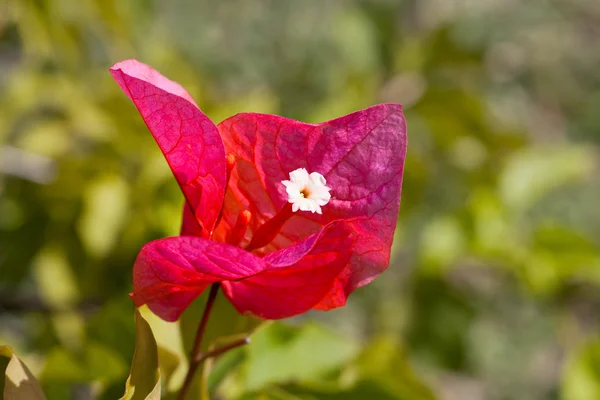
281 168 331 214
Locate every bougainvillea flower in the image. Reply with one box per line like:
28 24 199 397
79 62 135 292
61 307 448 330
110 59 407 321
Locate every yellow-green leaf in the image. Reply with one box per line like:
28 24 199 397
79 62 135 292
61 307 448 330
138 305 187 392
120 309 161 400
1 346 46 400
562 338 600 400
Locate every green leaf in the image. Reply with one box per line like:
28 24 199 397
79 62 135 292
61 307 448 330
1 345 46 399
520 224 600 294
274 337 436 400
243 322 359 391
237 387 312 400
32 248 84 349
420 215 466 273
157 346 182 393
355 337 436 400
120 309 161 400
562 338 600 400
77 175 130 258
499 146 594 211
138 305 187 392
206 340 247 395
286 381 409 400
42 343 127 384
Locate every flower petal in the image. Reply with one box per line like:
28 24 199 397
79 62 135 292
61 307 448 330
215 104 407 309
110 59 227 237
132 236 267 321
181 203 204 236
221 221 355 319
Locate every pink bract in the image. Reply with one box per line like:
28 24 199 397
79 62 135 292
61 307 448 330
110 59 407 321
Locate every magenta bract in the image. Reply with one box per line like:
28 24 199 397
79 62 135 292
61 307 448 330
110 59 407 321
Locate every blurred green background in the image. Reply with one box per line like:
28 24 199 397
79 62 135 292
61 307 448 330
1 0 600 399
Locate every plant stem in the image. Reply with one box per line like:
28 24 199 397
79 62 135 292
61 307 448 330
196 337 251 363
177 283 220 400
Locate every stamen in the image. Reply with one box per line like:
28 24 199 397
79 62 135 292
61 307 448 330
226 153 236 184
226 210 252 247
245 203 294 252
211 154 237 238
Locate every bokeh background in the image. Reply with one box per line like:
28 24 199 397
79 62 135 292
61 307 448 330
1 0 600 399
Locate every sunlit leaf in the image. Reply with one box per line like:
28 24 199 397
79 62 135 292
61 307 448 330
138 306 186 393
420 215 466 273
78 175 130 258
33 248 79 309
1 346 46 399
470 188 515 256
32 248 84 349
120 309 161 400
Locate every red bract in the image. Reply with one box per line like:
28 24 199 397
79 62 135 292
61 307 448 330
110 59 407 321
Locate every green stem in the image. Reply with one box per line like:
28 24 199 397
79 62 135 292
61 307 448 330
197 337 250 363
177 283 220 400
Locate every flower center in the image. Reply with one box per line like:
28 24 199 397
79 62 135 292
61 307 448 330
281 168 331 215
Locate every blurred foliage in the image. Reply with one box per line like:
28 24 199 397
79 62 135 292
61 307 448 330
1 0 600 399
